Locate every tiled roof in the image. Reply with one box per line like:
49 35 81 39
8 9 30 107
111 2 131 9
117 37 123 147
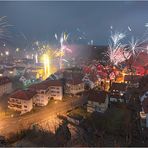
29 80 63 91
67 77 83 85
63 71 84 80
29 83 48 91
0 77 11 85
43 79 63 86
10 90 36 100
88 90 107 103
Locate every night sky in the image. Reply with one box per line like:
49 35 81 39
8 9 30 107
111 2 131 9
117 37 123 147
0 1 148 47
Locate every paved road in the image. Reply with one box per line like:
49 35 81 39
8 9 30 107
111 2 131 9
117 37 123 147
0 96 87 137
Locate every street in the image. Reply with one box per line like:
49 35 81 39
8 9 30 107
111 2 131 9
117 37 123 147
0 96 87 137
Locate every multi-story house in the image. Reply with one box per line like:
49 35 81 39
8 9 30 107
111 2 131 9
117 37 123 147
8 90 36 114
29 79 63 104
0 77 12 96
109 82 127 103
43 80 63 100
82 74 98 89
87 90 108 113
66 77 84 95
29 83 49 106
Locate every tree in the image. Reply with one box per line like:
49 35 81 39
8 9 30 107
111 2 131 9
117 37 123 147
55 121 71 146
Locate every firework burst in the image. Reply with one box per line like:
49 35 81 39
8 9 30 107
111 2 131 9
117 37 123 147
0 16 11 42
107 31 131 65
107 26 148 66
58 32 72 69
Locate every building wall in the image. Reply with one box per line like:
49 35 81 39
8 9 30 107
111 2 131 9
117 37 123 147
49 86 63 100
21 99 33 114
0 82 12 97
8 97 33 114
87 96 108 113
33 93 48 106
67 83 84 95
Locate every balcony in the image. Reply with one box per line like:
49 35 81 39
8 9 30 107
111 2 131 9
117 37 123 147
8 100 21 105
8 105 22 111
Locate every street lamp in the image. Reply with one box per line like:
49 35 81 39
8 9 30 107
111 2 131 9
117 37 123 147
5 51 9 56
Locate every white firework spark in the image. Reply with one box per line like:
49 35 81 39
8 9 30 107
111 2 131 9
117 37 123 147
129 37 139 55
55 33 58 40
128 36 148 61
91 40 93 45
145 23 148 28
59 32 72 69
107 31 131 65
128 26 132 32
107 26 148 66
111 31 126 46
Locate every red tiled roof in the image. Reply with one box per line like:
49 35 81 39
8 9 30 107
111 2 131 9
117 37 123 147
67 77 83 85
63 71 84 79
29 80 63 91
0 77 11 85
88 90 107 103
10 90 36 100
43 80 63 86
29 83 47 91
142 97 148 114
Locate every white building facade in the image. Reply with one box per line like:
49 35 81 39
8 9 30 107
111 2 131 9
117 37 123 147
8 90 36 114
66 79 84 95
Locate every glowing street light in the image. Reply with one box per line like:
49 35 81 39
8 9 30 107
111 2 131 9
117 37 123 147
16 48 20 52
5 51 9 56
0 53 3 56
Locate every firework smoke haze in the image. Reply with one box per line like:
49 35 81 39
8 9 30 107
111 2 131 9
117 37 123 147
0 16 11 41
